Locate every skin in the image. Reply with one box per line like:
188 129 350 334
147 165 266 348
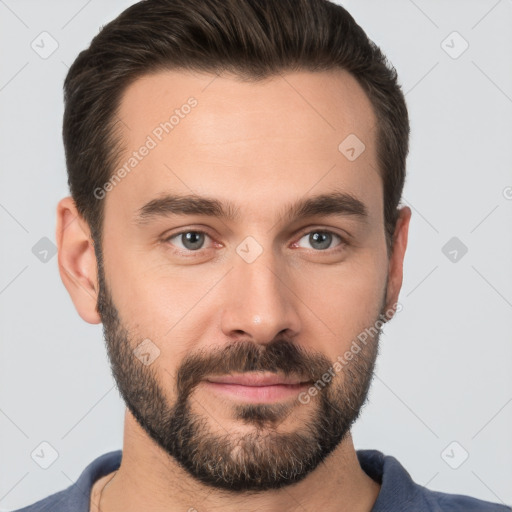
56 68 411 512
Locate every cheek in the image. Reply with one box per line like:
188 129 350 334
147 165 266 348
293 252 387 358
104 248 225 353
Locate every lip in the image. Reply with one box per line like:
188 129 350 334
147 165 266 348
202 373 312 403
205 372 310 386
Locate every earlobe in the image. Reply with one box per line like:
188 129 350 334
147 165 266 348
56 196 101 324
384 206 412 319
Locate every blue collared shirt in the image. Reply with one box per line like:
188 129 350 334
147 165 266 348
12 449 511 511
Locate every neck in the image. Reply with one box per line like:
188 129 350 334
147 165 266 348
97 409 380 512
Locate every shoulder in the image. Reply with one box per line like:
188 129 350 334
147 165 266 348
10 450 122 512
425 488 511 511
356 449 511 512
11 487 73 512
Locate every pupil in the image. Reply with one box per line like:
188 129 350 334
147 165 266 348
310 232 331 250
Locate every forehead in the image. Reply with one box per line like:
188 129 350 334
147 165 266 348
107 68 381 224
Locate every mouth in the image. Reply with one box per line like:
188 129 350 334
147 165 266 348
202 372 312 402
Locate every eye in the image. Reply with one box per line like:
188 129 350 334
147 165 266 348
165 230 211 251
294 230 345 251
163 228 346 255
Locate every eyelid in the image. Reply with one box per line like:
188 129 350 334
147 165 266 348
162 228 217 252
292 227 347 250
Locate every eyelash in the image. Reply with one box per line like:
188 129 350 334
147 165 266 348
162 228 348 256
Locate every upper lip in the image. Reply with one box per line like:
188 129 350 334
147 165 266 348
205 372 310 387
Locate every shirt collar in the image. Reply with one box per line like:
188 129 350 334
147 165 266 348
357 449 425 511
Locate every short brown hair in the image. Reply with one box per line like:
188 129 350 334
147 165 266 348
63 0 409 256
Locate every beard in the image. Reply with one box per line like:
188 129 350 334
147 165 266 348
95 246 387 493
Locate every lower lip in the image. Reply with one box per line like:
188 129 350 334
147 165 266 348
202 381 310 402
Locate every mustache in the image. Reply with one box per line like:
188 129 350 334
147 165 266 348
176 338 333 398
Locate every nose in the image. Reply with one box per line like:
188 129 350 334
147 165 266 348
219 248 302 345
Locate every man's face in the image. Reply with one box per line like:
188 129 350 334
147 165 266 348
95 69 395 491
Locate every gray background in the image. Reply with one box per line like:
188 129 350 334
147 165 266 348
1 0 511 509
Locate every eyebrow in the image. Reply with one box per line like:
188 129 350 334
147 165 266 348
133 190 369 226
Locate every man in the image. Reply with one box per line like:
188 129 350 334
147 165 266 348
14 0 510 511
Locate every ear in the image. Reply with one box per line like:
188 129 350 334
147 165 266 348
56 196 101 324
384 206 411 320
